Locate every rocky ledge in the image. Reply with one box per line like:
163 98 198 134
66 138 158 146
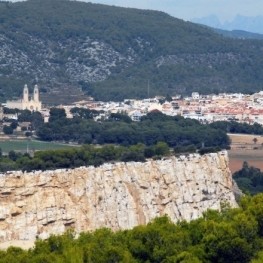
0 151 237 242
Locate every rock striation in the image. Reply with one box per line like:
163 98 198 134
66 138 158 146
0 151 237 242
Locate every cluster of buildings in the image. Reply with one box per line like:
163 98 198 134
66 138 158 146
67 91 263 125
3 85 263 126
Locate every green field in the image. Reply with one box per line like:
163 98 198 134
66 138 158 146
0 140 76 154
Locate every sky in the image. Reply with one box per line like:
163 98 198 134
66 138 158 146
7 0 263 22
81 0 263 22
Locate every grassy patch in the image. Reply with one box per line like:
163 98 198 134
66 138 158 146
0 139 75 154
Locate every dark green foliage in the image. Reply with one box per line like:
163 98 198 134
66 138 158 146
4 108 44 131
0 110 229 177
174 144 197 154
233 162 263 195
108 112 132 123
36 111 230 150
3 107 19 114
0 142 172 172
8 150 22 162
17 110 32 122
198 146 221 155
10 121 18 130
25 131 33 137
3 125 13 135
2 195 263 262
49 108 67 123
17 110 44 129
210 121 263 135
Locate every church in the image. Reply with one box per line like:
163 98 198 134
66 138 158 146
6 84 42 111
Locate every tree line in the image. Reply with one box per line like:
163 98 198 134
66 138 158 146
0 141 222 173
36 109 231 150
210 121 263 135
0 142 171 172
233 161 263 195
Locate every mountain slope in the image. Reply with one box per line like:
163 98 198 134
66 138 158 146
213 29 263 40
1 0 263 102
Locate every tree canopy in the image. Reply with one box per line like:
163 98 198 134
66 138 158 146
36 111 230 150
233 162 263 195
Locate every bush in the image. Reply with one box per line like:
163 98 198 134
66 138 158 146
198 146 221 155
3 125 13 135
25 131 33 137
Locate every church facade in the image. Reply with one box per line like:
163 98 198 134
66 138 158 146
6 84 42 111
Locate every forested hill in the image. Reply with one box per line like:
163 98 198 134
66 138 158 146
1 1 263 102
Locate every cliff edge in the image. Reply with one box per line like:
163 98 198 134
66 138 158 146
0 151 237 242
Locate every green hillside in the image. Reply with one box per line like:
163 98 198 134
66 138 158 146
1 0 263 102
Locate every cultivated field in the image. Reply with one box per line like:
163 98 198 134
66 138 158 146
0 135 261 173
0 139 75 154
228 133 263 173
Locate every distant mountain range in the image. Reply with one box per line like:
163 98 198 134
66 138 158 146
192 15 263 35
1 1 263 103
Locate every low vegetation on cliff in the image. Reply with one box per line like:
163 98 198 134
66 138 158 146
1 194 263 263
0 141 223 172
0 142 170 172
0 110 230 172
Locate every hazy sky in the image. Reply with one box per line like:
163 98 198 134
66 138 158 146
7 0 263 22
81 0 263 22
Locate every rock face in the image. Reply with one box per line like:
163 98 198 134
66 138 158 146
0 151 237 242
0 34 136 85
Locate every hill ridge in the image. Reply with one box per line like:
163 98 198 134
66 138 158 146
0 0 263 102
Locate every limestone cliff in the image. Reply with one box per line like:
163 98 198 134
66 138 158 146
0 151 237 242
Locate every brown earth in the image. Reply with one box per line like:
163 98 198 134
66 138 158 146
228 134 263 173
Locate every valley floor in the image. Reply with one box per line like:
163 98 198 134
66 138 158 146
228 134 263 172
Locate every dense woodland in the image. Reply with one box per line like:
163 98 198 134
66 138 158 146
1 195 263 262
36 109 230 150
233 162 263 195
210 121 263 135
1 1 263 101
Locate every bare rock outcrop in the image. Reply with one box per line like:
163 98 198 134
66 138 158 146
0 151 237 242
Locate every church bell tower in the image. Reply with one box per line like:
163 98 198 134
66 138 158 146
23 84 29 102
33 84 39 102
